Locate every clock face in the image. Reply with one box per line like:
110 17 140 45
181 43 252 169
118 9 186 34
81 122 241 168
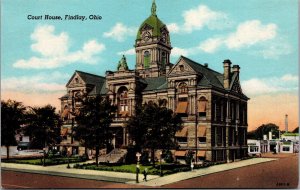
142 31 151 41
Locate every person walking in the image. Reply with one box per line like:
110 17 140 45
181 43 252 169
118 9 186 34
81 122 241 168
143 168 148 181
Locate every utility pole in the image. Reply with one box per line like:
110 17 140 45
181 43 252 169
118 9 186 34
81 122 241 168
285 114 288 133
195 95 198 165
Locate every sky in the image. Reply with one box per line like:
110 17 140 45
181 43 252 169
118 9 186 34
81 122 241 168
1 0 299 131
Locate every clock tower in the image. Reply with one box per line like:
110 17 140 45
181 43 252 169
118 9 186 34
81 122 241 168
135 0 172 78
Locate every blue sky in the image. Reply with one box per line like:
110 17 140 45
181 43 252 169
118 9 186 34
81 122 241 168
1 0 298 129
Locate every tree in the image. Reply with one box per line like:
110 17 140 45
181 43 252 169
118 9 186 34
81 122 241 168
74 95 116 166
127 102 183 166
24 105 61 150
253 123 280 140
292 127 299 133
1 100 26 160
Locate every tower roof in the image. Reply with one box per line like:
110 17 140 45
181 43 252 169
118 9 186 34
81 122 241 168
136 0 167 40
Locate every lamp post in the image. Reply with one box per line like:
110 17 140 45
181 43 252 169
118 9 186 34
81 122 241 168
159 151 162 176
136 152 141 183
113 133 116 149
43 147 46 167
67 147 71 169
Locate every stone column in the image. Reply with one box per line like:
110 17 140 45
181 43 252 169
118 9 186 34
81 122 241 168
123 127 126 146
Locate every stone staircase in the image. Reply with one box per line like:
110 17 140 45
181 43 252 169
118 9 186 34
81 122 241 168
98 148 127 163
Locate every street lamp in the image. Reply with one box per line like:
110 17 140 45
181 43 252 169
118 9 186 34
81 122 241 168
159 151 162 176
136 152 141 183
113 133 116 149
66 147 71 169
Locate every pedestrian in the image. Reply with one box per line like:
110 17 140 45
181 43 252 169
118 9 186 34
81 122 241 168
143 168 148 181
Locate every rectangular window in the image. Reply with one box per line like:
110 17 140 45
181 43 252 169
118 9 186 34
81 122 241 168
217 127 222 146
199 137 206 143
198 101 207 118
177 137 188 143
283 147 290 151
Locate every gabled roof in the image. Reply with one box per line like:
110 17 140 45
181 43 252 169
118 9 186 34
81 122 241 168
75 70 105 85
177 56 224 89
144 76 167 91
66 70 105 87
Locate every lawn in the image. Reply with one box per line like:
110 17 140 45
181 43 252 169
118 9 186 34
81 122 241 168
3 156 87 166
73 163 197 175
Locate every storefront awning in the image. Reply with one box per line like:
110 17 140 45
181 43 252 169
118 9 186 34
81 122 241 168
176 102 188 113
197 151 206 157
175 126 188 137
175 150 187 157
198 101 207 112
197 126 206 137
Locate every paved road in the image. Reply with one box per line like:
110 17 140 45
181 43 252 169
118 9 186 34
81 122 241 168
1 153 298 189
163 154 299 189
1 170 147 189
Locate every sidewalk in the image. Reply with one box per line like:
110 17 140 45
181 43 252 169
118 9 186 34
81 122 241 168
130 157 277 186
1 161 159 183
1 157 276 186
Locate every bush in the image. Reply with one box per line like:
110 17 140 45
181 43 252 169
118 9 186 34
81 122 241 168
140 151 149 165
185 150 194 165
125 146 137 164
163 150 174 163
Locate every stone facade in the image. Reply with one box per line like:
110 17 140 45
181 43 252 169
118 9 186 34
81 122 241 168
59 1 249 162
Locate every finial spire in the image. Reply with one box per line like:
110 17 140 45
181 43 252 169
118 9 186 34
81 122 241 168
151 0 157 16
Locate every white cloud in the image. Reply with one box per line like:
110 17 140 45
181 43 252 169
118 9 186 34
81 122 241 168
31 25 69 57
1 71 70 93
167 5 230 34
281 74 298 82
225 20 277 49
117 48 135 55
198 37 223 53
241 74 298 96
103 23 136 42
196 20 279 55
167 23 180 33
13 25 105 69
183 5 229 33
171 47 190 57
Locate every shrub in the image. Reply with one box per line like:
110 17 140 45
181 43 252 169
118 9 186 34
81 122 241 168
163 150 174 163
140 151 149 165
185 150 194 165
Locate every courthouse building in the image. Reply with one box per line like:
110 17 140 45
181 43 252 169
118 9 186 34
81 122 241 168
59 1 249 162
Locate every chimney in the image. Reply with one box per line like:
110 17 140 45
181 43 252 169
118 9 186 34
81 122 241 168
223 59 232 89
268 131 272 140
232 65 240 73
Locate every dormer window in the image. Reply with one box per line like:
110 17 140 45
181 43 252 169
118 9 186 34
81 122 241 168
179 65 184 71
75 77 79 84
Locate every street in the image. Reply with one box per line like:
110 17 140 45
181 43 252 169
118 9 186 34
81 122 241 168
1 153 298 189
163 153 299 189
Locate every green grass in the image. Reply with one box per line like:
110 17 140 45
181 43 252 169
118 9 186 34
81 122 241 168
73 163 198 175
3 156 87 166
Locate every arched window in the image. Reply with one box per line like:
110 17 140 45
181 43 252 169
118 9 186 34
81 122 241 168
118 87 129 117
162 52 166 67
144 51 150 69
178 82 188 94
198 96 207 118
159 99 167 107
